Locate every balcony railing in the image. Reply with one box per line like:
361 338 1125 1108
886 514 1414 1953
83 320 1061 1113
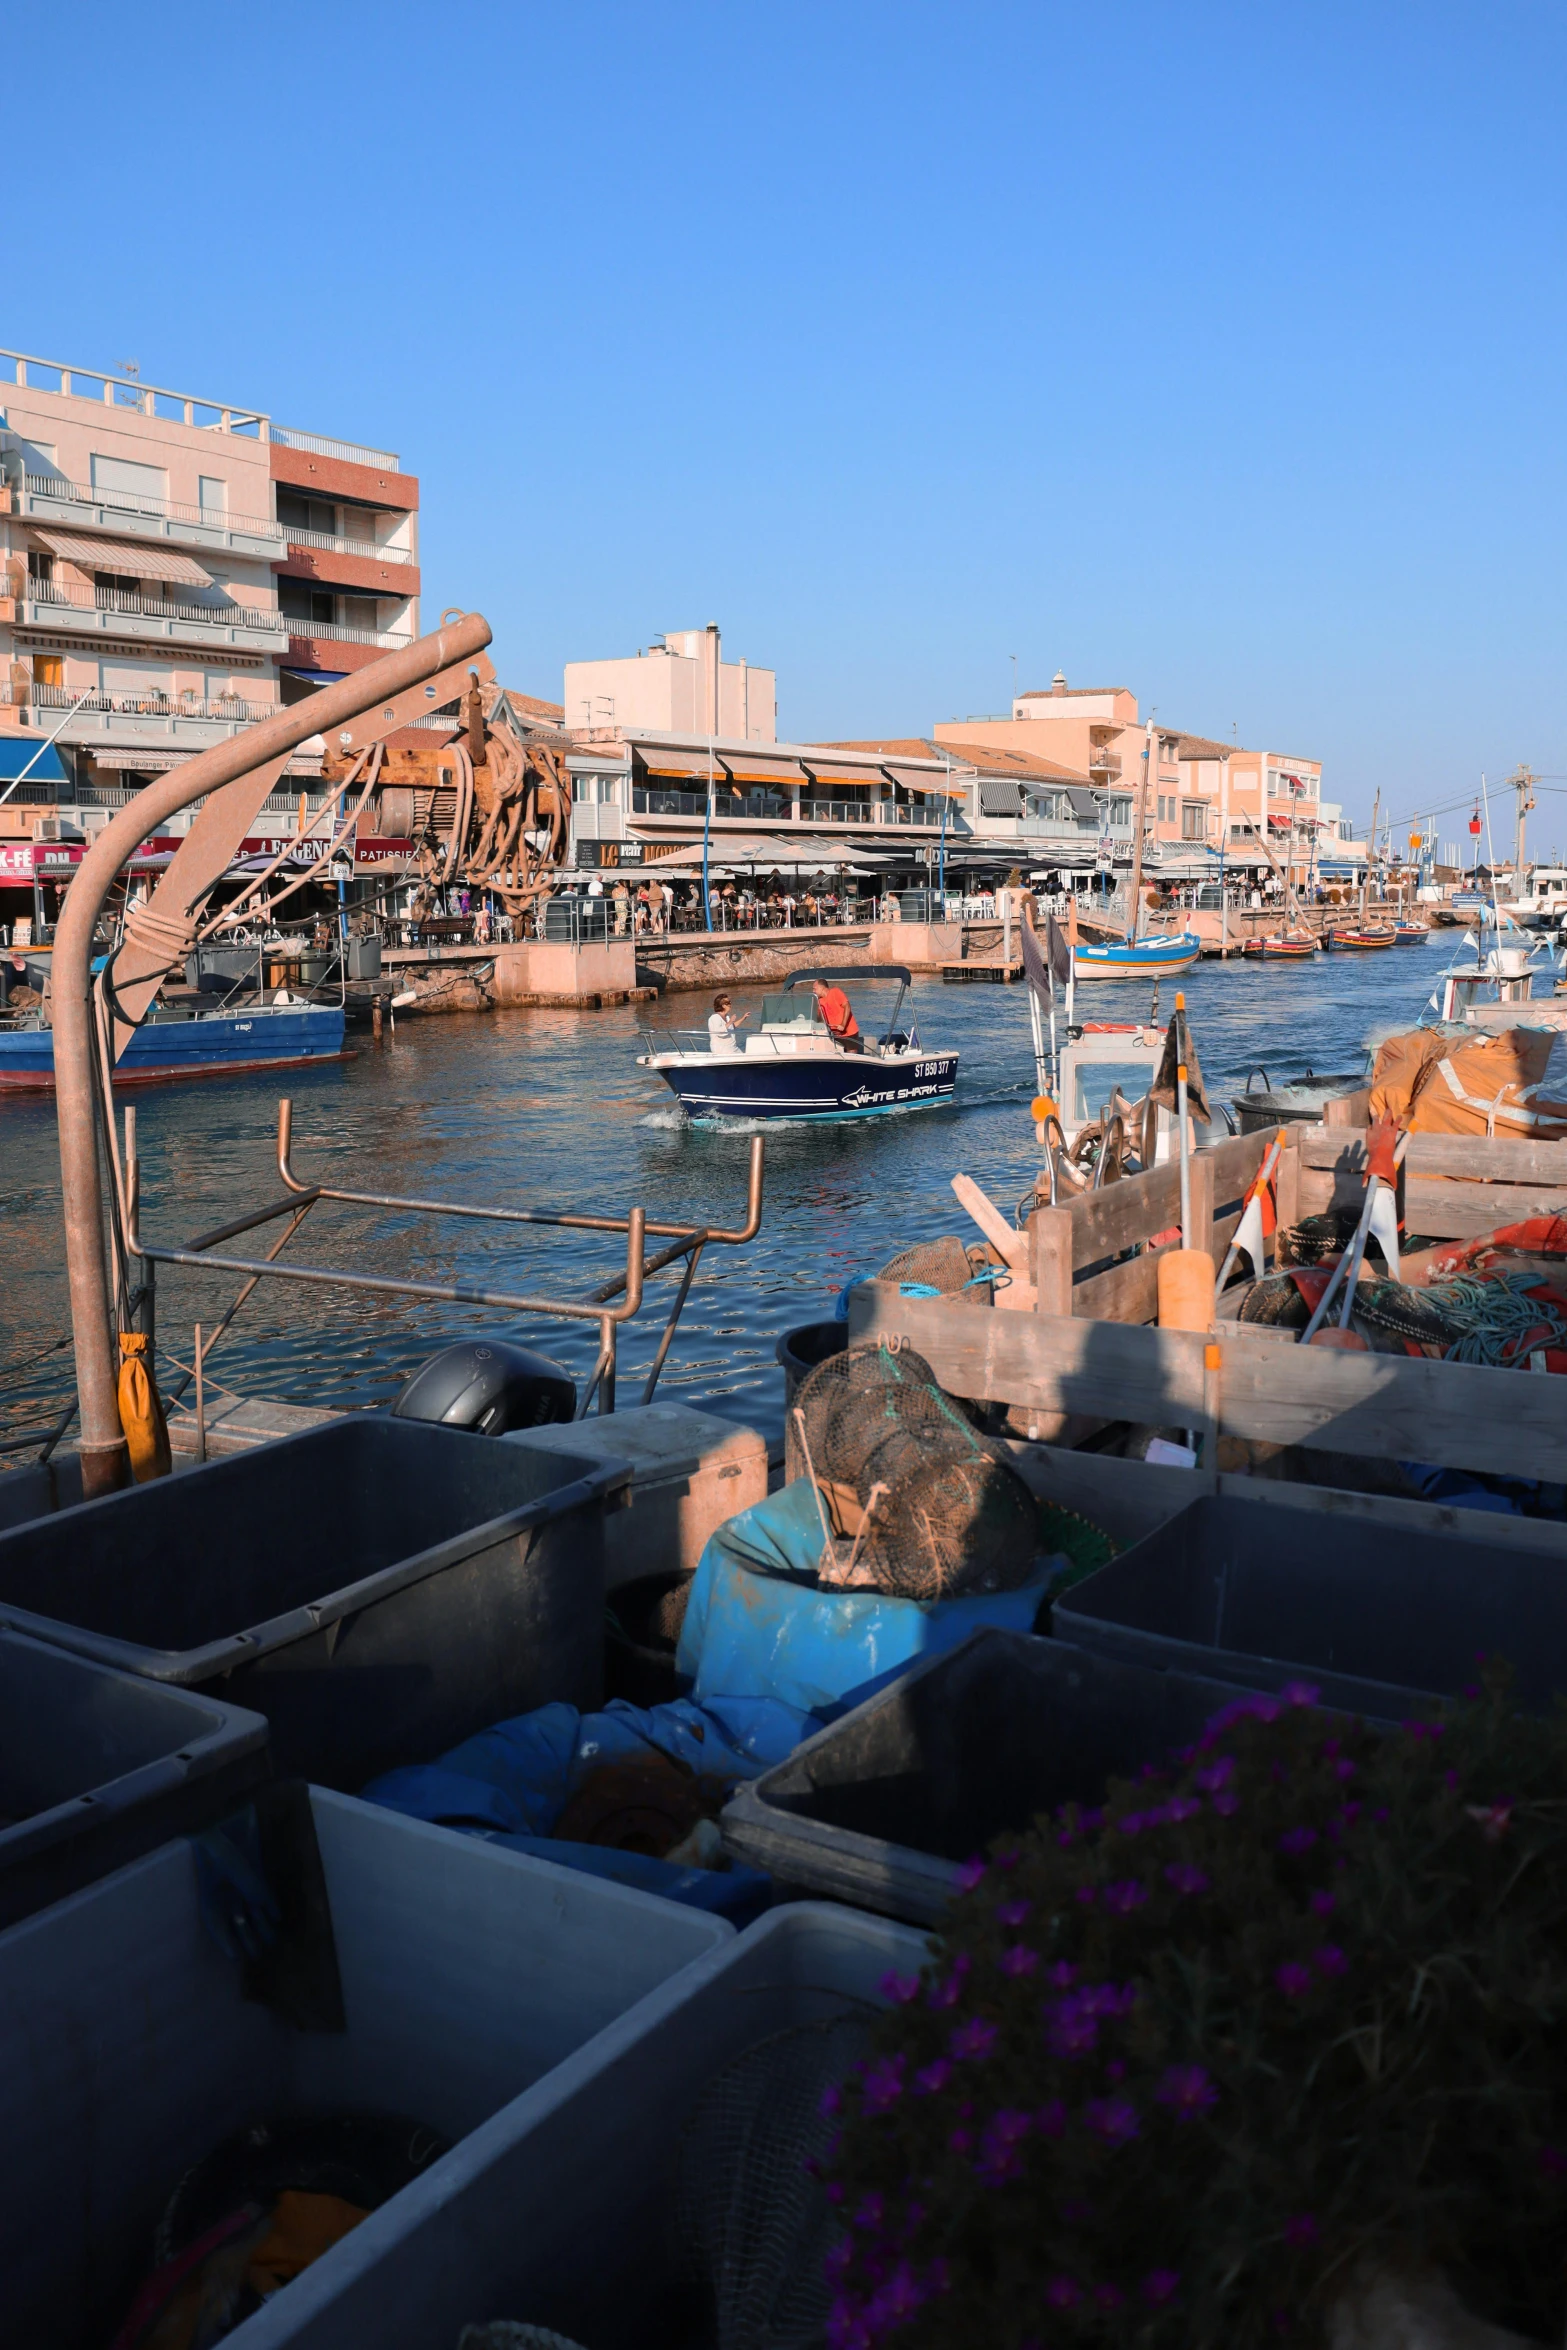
884 802 940 825
799 798 871 823
272 426 401 470
18 472 282 546
29 682 282 725
280 615 412 648
1088 748 1122 775
281 523 416 563
19 576 286 637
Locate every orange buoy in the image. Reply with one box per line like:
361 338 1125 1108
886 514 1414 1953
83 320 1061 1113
1156 1248 1216 1332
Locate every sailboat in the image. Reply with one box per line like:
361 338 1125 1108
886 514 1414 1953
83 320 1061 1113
1071 731 1202 983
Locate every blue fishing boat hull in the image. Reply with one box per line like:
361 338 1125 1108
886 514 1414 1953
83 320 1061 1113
652 1049 959 1121
1072 933 1203 981
0 1004 348 1091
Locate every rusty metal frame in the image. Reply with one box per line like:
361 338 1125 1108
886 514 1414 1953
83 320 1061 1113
123 1103 765 1419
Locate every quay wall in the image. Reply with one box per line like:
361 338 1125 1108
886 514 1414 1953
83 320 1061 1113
634 919 1009 994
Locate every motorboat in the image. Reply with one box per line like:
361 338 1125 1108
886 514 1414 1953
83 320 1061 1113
0 998 348 1090
1423 925 1561 1027
1071 931 1202 983
637 965 958 1121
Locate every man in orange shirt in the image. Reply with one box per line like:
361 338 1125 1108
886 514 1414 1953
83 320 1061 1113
811 978 863 1051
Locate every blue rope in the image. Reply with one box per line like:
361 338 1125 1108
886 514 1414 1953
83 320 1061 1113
1429 1272 1567 1367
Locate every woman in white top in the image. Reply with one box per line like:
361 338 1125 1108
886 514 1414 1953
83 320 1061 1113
706 992 749 1052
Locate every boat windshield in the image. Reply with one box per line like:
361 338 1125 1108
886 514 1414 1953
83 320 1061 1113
759 995 825 1031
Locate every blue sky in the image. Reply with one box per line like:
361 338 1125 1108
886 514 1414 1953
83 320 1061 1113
22 3 1567 843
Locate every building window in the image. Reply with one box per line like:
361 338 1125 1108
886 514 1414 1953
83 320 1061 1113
198 476 227 514
278 582 334 627
1109 797 1131 826
1181 803 1208 840
31 655 63 688
276 490 338 536
27 550 53 585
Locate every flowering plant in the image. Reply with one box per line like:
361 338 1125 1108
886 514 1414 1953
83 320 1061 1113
822 1670 1567 2347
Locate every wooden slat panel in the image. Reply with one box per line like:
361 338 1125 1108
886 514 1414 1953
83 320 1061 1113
1071 1208 1244 1326
1300 1127 1567 1184
1066 1129 1269 1270
845 1283 1565 1481
1403 1177 1567 1239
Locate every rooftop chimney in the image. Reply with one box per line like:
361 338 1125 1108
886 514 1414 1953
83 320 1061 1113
1051 671 1067 697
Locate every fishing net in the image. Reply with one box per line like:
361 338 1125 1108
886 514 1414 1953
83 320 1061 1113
1238 1273 1313 1329
877 1233 987 1300
1276 1210 1359 1266
1349 1280 1459 1352
673 2015 868 2350
792 1344 1041 1599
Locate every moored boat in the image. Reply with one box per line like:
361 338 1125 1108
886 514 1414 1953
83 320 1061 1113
1071 931 1202 983
1394 923 1428 943
1259 931 1318 959
0 1000 348 1091
1325 924 1398 951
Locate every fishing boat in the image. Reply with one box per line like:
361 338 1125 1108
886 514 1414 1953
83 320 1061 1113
0 999 348 1091
1259 931 1318 959
1394 923 1428 944
637 965 958 1121
1324 924 1398 951
1071 931 1202 983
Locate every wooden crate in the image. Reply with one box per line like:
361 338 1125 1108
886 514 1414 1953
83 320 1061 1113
1297 1127 1567 1242
1028 1128 1276 1327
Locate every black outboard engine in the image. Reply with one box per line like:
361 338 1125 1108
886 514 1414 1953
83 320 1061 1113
391 1339 576 1434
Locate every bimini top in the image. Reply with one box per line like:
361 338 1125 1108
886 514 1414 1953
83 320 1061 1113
782 966 912 989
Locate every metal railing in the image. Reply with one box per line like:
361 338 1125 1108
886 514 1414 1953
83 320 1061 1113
799 798 872 823
281 522 416 562
272 427 401 470
124 1101 764 1417
0 349 267 436
1088 751 1122 775
29 682 282 725
19 471 281 544
280 615 413 648
20 577 286 635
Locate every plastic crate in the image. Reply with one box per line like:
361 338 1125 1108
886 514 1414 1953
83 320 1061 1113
0 1786 731 2350
1054 1492 1558 1716
0 1625 268 1930
0 1417 630 1788
217 1901 928 2350
722 1629 1246 1923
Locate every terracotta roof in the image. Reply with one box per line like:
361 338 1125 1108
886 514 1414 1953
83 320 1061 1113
822 738 943 760
928 737 1095 786
1174 732 1235 761
501 686 565 721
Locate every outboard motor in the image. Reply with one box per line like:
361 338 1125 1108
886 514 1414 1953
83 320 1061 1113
391 1339 576 1434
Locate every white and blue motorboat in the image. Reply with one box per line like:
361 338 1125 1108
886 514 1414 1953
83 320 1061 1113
1071 930 1202 983
638 965 958 1121
0 998 347 1091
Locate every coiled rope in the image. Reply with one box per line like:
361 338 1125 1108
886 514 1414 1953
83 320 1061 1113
1429 1271 1567 1367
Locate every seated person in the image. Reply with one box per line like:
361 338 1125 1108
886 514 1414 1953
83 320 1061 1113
706 991 749 1052
810 977 863 1051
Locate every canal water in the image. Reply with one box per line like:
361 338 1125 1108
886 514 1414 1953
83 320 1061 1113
0 940 1447 1452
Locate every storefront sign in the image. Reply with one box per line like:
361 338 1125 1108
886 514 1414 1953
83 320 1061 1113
0 842 86 883
575 841 645 869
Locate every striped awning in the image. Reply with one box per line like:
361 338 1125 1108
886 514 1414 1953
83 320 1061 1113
721 755 808 786
882 763 967 797
29 529 212 586
637 749 721 780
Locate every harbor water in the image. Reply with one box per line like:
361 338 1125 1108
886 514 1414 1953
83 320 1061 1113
0 942 1445 1454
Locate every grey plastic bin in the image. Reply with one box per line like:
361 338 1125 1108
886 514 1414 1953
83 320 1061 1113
0 1625 269 1930
722 1629 1250 1924
0 1786 731 2350
1054 1492 1553 1718
0 1417 630 1787
221 1901 927 2350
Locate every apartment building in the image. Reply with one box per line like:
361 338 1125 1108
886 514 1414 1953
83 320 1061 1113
0 345 417 848
564 626 776 740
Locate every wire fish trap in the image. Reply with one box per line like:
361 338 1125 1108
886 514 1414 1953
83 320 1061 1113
673 2015 870 2350
878 1233 981 1298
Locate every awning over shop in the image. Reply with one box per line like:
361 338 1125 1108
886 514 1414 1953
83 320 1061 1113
637 749 722 780
882 763 968 797
979 779 1025 817
0 735 66 782
799 759 880 786
29 529 212 586
720 755 808 786
1063 787 1100 820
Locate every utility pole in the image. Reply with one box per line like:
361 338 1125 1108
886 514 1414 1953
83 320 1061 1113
1507 764 1536 886
1128 719 1154 942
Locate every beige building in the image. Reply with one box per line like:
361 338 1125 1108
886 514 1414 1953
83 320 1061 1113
564 626 776 741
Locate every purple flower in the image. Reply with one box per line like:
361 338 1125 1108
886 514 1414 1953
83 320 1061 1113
1276 1961 1313 1999
1074 1884 1098 1905
1279 1825 1319 1856
994 1847 1022 1871
1044 2276 1082 2309
999 1943 1038 1978
1406 1720 1446 1743
913 2057 952 2096
1309 1888 1336 1916
1211 1790 1241 1817
975 2108 1033 2184
1194 1756 1234 1794
820 2083 842 2117
1156 2064 1217 2119
1045 1960 1077 1988
825 2240 854 2283
947 2125 972 2155
1284 2212 1318 2249
878 1970 920 2005
1103 1878 1147 1914
861 2055 906 2115
851 2192 884 2230
1333 1759 1358 1781
1116 1811 1147 1837
1036 2098 1067 2137
1313 1943 1348 1977
927 1953 972 2008
1281 1681 1322 1707
1084 2096 1140 2145
1144 2269 1181 2305
1044 1997 1100 2060
1165 1861 1209 1895
955 1855 988 1892
864 2261 928 2329
950 2016 997 2062
826 2299 870 2350
1205 1693 1281 1737
996 1897 1031 1928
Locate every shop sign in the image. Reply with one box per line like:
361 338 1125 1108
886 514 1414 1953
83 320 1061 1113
575 841 645 868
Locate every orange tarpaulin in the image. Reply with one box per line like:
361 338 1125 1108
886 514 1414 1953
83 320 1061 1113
1369 1026 1567 1140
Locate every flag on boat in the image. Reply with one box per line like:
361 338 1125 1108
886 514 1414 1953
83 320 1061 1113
1020 911 1070 1004
1149 1003 1211 1125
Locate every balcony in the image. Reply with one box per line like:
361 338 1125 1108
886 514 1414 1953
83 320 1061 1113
272 427 400 471
15 577 286 651
800 798 871 824
1088 745 1122 776
282 523 416 563
281 616 412 649
8 472 282 559
22 680 286 758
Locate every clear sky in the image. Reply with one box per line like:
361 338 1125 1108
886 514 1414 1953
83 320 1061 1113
19 3 1567 845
